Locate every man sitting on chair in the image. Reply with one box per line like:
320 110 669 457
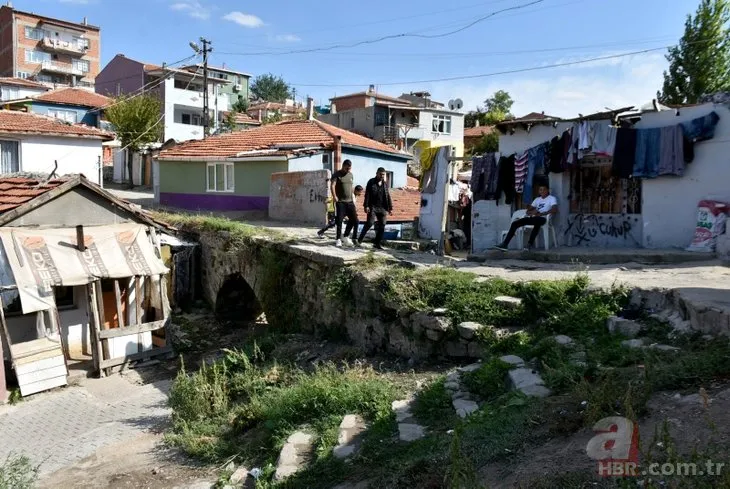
495 184 558 251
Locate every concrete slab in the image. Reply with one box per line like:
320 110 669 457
274 431 314 481
333 414 367 460
500 355 526 367
452 399 479 418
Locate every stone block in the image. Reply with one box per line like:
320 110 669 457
467 342 485 358
457 321 484 340
452 399 479 418
717 231 730 261
425 328 444 342
333 414 367 460
444 380 460 391
507 368 551 397
494 296 523 309
649 344 681 352
607 316 644 338
391 399 414 423
554 335 574 346
445 370 460 383
458 362 482 373
274 431 314 481
621 339 645 349
499 355 525 367
398 423 426 442
444 341 468 358
229 467 249 485
411 311 451 332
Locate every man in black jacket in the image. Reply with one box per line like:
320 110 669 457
357 167 393 249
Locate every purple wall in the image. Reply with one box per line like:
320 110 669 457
160 192 269 211
95 54 146 97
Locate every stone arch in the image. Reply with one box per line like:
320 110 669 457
214 273 263 324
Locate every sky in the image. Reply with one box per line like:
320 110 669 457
27 0 702 118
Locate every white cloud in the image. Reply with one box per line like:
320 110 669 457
170 1 210 20
424 51 668 119
223 11 264 28
275 34 301 43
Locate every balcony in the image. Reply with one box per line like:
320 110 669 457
41 60 83 76
41 37 87 56
167 122 204 142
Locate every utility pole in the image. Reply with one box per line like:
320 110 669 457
200 38 212 137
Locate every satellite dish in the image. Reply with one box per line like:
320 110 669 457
448 99 464 111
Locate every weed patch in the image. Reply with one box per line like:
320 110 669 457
462 359 512 401
0 454 38 489
412 377 457 430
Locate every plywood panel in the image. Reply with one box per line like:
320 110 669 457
15 355 64 375
19 375 67 396
17 365 67 385
11 337 63 360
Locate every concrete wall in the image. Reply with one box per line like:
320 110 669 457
95 55 145 97
269 170 330 225
20 136 102 185
635 104 730 248
287 152 332 173
563 213 643 248
319 107 375 137
158 159 287 211
341 147 409 189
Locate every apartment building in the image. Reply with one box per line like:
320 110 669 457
183 63 251 108
0 4 100 88
96 54 231 143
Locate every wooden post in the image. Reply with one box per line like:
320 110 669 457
113 280 125 328
0 296 10 403
94 281 110 361
135 277 143 353
87 283 105 377
52 306 70 373
76 225 85 252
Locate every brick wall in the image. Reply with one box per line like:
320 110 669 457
332 94 371 112
0 7 15 77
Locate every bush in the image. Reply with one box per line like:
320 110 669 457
0 455 38 489
462 359 511 401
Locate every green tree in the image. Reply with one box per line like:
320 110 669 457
483 89 514 116
658 0 730 105
105 94 163 188
231 96 249 113
471 131 500 154
250 73 292 102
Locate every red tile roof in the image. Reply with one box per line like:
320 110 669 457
513 112 557 121
158 119 410 160
463 125 495 137
0 110 114 140
407 176 419 187
33 88 112 109
354 187 421 223
223 111 261 125
0 176 67 213
0 77 49 90
247 101 304 115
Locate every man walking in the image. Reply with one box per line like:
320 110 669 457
330 160 359 247
494 183 557 250
358 167 393 250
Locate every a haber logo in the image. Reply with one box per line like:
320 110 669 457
21 236 63 298
586 416 640 477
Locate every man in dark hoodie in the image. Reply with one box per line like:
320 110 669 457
357 167 393 250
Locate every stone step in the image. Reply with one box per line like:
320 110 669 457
391 398 426 441
333 414 367 460
274 431 315 481
507 367 551 398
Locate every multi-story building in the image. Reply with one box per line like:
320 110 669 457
318 87 465 154
183 63 251 108
0 5 100 88
95 54 231 143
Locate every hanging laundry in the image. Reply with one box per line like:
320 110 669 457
578 120 592 150
657 125 686 176
495 154 516 205
567 122 581 164
514 151 528 193
633 128 662 178
485 153 499 200
612 128 637 178
548 130 570 173
591 122 617 156
681 111 720 142
419 147 440 193
470 153 498 202
448 182 461 202
524 143 546 204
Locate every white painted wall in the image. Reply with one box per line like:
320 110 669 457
636 103 730 248
0 84 46 101
20 136 102 185
162 78 228 142
288 152 332 173
418 110 465 147
419 147 450 239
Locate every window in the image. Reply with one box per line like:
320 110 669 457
73 59 89 73
181 113 190 124
0 140 19 173
206 163 234 192
322 153 332 172
47 109 77 123
350 117 355 129
432 114 452 134
16 71 30 79
25 49 51 64
24 26 47 40
0 86 19 101
73 37 89 49
386 171 394 188
54 286 76 309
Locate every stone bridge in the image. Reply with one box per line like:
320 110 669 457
183 229 730 361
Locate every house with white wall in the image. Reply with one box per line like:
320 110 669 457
0 77 48 101
470 99 730 252
95 54 231 143
318 87 465 155
0 110 113 184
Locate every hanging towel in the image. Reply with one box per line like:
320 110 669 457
681 111 720 142
591 122 618 156
495 154 516 205
470 155 487 199
524 143 545 204
419 147 440 193
578 121 592 150
514 151 528 193
657 125 685 176
633 128 662 178
612 128 637 178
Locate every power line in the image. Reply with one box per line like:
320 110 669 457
216 0 545 57
285 46 672 88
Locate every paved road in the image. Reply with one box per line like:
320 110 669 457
0 374 171 477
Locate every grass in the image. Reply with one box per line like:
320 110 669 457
461 359 512 401
154 212 284 242
0 455 38 489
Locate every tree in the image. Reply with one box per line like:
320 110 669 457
483 89 514 116
231 96 249 113
471 132 500 154
250 73 292 102
658 0 730 105
105 94 163 188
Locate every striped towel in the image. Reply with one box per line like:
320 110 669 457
514 151 528 193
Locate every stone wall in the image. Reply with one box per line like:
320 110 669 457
193 230 484 360
269 170 330 226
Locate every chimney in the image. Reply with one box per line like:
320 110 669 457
82 16 87 25
306 97 314 121
367 84 375 94
333 135 342 171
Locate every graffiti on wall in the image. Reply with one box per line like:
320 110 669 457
269 170 331 226
564 214 641 247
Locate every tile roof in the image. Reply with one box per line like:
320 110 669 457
223 111 261 125
354 187 421 223
0 176 67 213
247 101 304 114
159 119 410 160
33 88 112 109
0 110 114 140
0 77 49 90
463 125 495 137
